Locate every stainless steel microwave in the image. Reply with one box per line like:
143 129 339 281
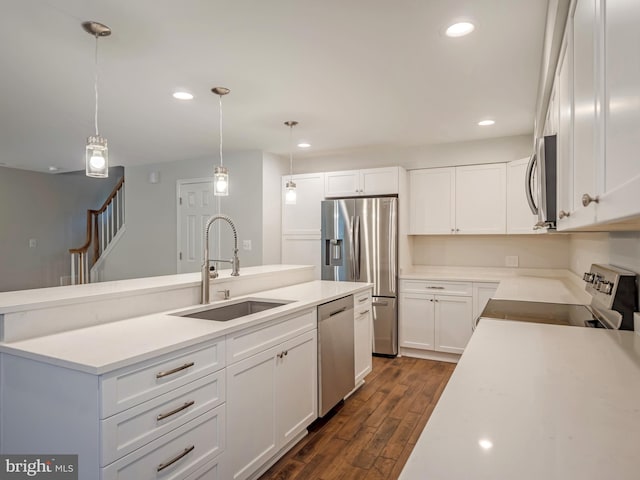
525 134 557 230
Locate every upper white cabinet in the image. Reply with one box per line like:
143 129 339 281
281 173 324 277
599 0 640 224
455 164 506 234
324 167 399 197
554 0 640 229
282 173 324 234
409 167 456 234
506 158 538 233
409 164 506 235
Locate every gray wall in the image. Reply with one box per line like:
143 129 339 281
100 151 266 281
0 166 124 291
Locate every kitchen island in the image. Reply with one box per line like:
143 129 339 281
0 265 373 480
399 319 640 479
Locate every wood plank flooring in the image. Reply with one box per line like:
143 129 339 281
259 356 456 480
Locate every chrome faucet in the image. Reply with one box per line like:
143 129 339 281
201 214 240 304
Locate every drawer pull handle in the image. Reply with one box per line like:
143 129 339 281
426 286 445 290
156 400 196 421
156 362 195 379
157 445 195 472
360 309 370 315
358 297 369 303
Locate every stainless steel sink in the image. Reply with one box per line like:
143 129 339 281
175 299 290 322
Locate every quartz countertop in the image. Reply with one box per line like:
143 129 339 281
400 319 640 480
401 266 591 305
0 264 313 314
0 280 371 375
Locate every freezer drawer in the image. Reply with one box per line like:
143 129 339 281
372 296 397 356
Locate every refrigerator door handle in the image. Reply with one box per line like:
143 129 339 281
354 215 361 280
349 216 356 279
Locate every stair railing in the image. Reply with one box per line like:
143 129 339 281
69 177 125 284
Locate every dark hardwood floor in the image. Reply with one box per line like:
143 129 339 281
259 356 456 480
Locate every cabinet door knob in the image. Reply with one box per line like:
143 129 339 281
582 193 599 207
450 228 454 233
558 210 570 219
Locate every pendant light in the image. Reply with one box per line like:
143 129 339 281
82 21 111 178
284 121 298 205
212 87 230 196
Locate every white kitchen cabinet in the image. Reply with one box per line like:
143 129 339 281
225 312 317 480
282 173 325 235
409 164 506 235
472 282 499 322
399 292 436 350
324 167 399 197
553 0 640 229
0 339 227 478
281 173 324 277
506 158 538 234
354 290 373 386
409 168 456 234
399 280 473 357
433 295 473 355
598 0 640 224
455 164 507 234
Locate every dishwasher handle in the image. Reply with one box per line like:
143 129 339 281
329 307 347 317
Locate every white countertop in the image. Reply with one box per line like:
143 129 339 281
400 320 640 480
0 264 312 314
401 266 592 305
0 280 371 375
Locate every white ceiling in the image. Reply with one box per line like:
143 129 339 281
0 0 548 173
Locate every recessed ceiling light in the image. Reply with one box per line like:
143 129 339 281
478 120 495 126
48 166 59 171
173 91 194 100
297 142 311 148
445 22 475 38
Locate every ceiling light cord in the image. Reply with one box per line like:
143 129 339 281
219 95 223 167
289 123 293 181
94 33 99 137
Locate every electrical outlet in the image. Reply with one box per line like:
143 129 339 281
29 238 37 248
505 255 519 267
242 240 252 251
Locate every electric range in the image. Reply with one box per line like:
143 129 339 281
480 264 637 330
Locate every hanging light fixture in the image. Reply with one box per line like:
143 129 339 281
284 121 298 205
212 87 230 196
82 21 111 178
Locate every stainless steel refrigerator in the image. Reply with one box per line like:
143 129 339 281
321 197 398 356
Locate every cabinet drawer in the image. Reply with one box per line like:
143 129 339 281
400 280 472 296
101 371 225 465
226 309 316 365
184 455 224 480
101 340 225 418
354 290 372 313
101 404 225 480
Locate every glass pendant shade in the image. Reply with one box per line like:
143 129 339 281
85 135 108 178
285 180 297 205
214 165 229 196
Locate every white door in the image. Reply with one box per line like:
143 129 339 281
354 305 373 385
226 346 278 480
434 295 473 355
409 168 456 234
177 180 216 273
472 282 499 321
360 167 399 195
324 170 360 197
275 330 317 446
455 164 507 234
399 293 435 350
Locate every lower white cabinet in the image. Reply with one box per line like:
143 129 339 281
226 328 317 480
399 280 474 356
354 290 373 386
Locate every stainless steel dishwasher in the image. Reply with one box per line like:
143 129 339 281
317 294 355 417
